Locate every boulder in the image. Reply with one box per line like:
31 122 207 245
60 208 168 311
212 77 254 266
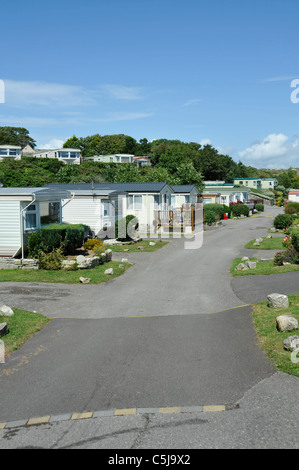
79 277 91 284
121 258 128 263
267 293 289 308
276 315 298 332
118 264 125 269
61 260 76 269
253 242 260 246
104 268 114 275
0 305 14 316
283 335 299 351
105 249 112 262
235 263 249 271
0 322 8 338
241 256 249 262
245 261 256 269
149 242 156 246
76 255 86 264
266 234 272 239
256 238 263 243
137 246 144 250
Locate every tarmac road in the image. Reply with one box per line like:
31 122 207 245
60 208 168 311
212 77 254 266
0 205 298 449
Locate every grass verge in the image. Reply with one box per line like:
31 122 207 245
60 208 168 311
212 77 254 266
252 294 299 378
231 258 299 276
107 239 169 252
244 237 284 250
0 261 131 284
0 309 50 358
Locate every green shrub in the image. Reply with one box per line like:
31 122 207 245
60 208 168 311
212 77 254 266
231 203 249 217
203 203 224 220
273 214 293 230
285 201 299 214
27 231 42 258
38 245 65 270
40 224 85 254
255 203 264 212
204 211 216 225
83 238 105 251
93 245 106 257
115 215 139 240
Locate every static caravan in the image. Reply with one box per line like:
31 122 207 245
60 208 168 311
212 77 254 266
0 186 71 257
44 183 127 236
288 190 299 203
170 185 199 208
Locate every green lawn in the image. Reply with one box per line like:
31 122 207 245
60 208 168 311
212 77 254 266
252 294 299 378
107 239 169 252
231 257 299 276
0 309 50 358
0 261 131 284
244 237 284 250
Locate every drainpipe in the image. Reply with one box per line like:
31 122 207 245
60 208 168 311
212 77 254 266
20 195 36 260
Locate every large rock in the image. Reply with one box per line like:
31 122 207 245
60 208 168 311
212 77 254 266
76 256 100 269
0 305 14 316
245 261 256 269
104 268 114 275
241 256 249 262
276 315 298 332
235 263 249 271
0 322 8 338
267 293 289 308
283 335 299 351
256 238 263 243
79 277 91 284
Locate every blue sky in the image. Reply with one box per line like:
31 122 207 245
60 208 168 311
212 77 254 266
1 0 299 168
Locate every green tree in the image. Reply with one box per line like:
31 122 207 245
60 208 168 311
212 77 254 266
0 127 36 148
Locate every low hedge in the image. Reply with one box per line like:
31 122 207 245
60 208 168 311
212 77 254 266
273 214 293 230
231 203 249 217
203 203 225 220
28 224 89 256
255 203 264 212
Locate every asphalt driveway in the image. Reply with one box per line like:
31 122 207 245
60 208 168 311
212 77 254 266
0 205 297 432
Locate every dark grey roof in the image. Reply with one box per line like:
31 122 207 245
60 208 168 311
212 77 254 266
45 182 172 193
170 185 199 193
0 186 71 201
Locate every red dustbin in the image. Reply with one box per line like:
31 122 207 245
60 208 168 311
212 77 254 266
223 213 229 220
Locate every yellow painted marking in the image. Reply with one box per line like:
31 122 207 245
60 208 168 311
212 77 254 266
71 412 93 420
203 405 226 412
207 304 252 314
0 422 7 430
159 407 181 414
114 408 137 416
27 416 50 426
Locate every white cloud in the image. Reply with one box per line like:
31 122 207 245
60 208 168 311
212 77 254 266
101 84 145 100
39 138 66 149
199 138 212 146
183 98 201 106
3 79 95 107
238 133 299 168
